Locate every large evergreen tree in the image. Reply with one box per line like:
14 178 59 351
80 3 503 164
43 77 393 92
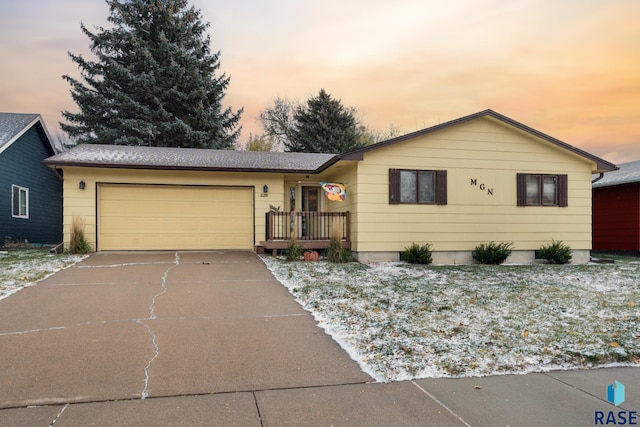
286 89 364 154
259 94 400 153
61 0 242 148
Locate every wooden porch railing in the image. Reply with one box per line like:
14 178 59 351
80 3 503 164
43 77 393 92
260 211 351 255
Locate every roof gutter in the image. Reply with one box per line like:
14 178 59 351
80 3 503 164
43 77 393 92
43 162 63 182
591 173 605 184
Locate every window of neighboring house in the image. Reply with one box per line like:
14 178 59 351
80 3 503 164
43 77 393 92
516 174 568 207
12 185 29 218
389 169 447 205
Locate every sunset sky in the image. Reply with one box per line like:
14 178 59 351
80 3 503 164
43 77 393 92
0 0 638 163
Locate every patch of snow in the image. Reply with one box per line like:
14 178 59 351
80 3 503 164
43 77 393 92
0 252 87 301
261 257 640 381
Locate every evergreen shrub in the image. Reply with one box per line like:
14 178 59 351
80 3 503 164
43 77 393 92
402 243 433 264
472 242 513 265
283 239 304 261
538 240 572 264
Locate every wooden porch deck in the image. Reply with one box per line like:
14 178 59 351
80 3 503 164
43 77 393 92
258 211 351 256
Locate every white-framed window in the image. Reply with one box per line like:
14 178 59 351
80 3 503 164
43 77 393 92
12 185 29 219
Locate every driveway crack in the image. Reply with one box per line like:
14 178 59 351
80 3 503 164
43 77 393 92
252 391 264 427
48 403 68 426
149 252 180 320
137 319 160 400
138 251 180 399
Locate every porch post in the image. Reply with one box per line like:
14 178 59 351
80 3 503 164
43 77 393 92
345 211 351 242
268 211 274 241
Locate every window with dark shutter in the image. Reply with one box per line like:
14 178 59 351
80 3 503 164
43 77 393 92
516 174 567 207
435 170 447 205
516 174 527 206
389 169 400 204
389 169 447 205
557 174 568 207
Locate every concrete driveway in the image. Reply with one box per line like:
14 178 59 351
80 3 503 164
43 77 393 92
0 251 466 426
1 251 637 426
0 251 372 403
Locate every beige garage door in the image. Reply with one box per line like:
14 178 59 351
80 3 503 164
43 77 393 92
98 184 253 250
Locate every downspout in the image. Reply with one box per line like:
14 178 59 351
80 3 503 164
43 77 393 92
43 161 63 182
52 166 63 182
591 173 604 184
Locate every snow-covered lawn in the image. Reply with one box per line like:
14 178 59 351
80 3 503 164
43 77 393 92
262 257 640 382
0 248 87 300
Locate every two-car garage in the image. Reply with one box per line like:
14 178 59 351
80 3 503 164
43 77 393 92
43 144 338 253
97 184 254 251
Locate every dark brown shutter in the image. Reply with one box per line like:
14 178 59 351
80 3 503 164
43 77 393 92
389 169 400 204
435 170 447 205
557 174 568 207
516 173 527 206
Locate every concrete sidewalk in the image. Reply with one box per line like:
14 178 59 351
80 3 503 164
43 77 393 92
0 251 636 426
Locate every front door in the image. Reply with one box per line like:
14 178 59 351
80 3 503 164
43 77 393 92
301 186 320 238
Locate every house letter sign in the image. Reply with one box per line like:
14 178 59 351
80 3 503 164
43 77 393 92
470 178 493 196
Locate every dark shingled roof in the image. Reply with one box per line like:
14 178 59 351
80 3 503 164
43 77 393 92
0 113 42 151
593 160 640 188
43 144 338 173
0 112 59 156
44 110 617 175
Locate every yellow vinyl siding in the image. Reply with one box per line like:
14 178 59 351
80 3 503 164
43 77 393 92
98 184 252 250
57 115 601 257
321 163 359 249
350 117 596 253
326 163 358 214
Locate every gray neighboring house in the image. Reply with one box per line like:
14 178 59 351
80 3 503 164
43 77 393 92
0 113 62 246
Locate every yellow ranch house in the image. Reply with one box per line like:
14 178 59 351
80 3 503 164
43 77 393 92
44 110 616 264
